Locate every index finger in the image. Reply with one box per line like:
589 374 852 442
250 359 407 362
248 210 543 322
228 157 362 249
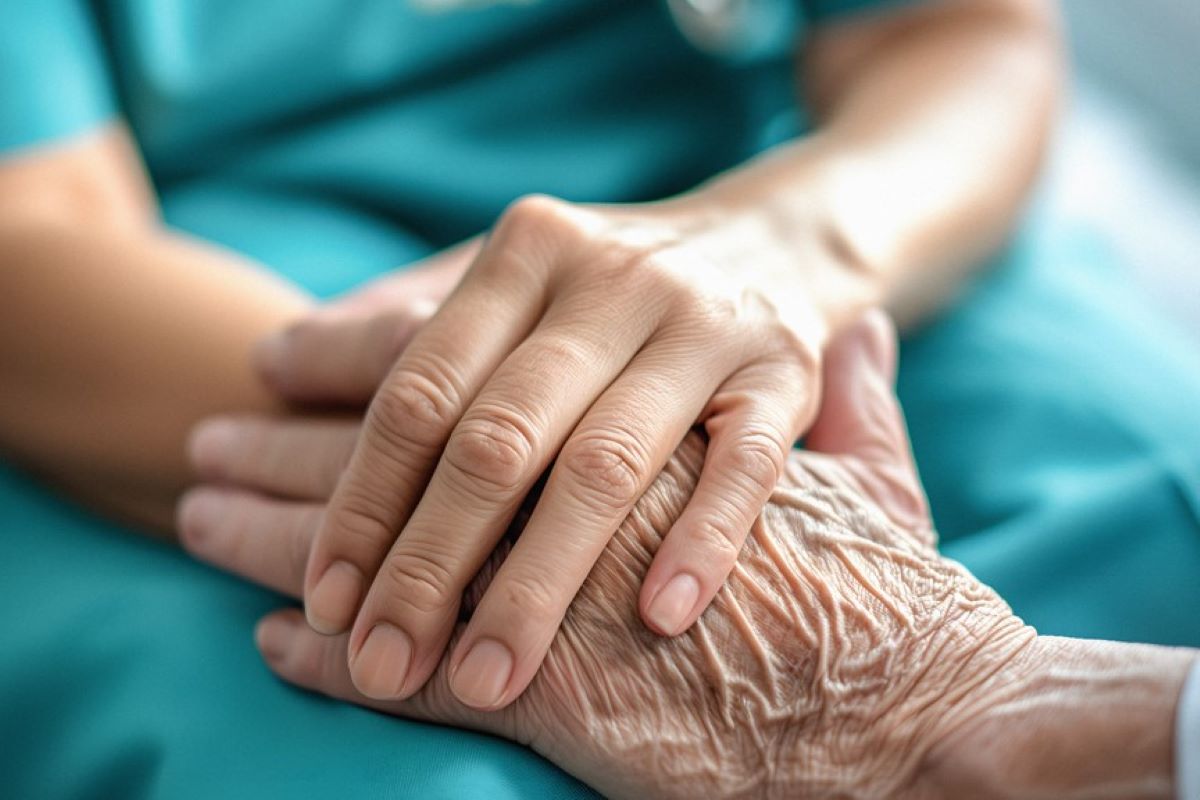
302 234 547 635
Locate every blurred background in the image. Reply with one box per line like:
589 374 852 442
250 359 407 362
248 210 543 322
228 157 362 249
1053 0 1200 341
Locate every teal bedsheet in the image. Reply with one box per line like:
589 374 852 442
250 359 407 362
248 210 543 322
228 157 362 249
2 209 1199 797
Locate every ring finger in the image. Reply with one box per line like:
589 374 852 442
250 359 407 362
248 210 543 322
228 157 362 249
344 310 653 701
443 334 734 709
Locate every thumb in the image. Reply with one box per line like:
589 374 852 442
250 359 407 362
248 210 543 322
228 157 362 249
805 309 930 536
254 308 425 405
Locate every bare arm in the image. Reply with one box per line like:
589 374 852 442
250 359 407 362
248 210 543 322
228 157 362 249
0 125 312 532
693 0 1063 329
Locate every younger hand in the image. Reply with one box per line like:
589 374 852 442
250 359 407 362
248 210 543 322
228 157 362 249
206 194 874 710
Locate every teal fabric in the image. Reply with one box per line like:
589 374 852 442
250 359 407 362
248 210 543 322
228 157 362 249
0 465 593 798
1 1 903 272
903 211 1200 646
3 1 1200 798
0 1 117 151
2 0 794 267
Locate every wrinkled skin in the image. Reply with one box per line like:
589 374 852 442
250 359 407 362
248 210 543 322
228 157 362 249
408 437 1027 798
189 314 1036 798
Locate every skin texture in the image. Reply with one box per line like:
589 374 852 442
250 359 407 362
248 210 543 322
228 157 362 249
190 315 995 797
0 127 311 531
184 316 1197 798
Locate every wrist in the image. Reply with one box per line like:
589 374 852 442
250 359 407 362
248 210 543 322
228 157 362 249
663 148 887 345
923 635 1196 800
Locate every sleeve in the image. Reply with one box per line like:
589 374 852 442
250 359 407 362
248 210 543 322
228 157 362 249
1180 658 1200 800
0 1 118 153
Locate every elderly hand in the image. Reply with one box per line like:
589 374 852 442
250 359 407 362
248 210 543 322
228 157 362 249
181 314 1113 798
198 192 881 711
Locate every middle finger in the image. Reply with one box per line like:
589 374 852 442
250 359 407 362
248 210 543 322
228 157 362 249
345 307 652 701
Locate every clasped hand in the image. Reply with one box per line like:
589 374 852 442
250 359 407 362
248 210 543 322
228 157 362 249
191 194 867 710
184 307 1032 799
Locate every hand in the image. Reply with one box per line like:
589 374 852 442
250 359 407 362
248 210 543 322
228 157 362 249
245 193 880 709
182 314 1049 798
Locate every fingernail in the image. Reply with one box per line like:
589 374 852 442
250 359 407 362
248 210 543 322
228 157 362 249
252 331 288 378
177 489 219 549
306 561 363 634
255 615 298 664
451 638 513 709
351 622 413 699
187 419 237 470
645 573 701 636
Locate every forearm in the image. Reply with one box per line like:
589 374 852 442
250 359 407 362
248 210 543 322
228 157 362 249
924 636 1197 799
0 221 311 532
682 0 1062 330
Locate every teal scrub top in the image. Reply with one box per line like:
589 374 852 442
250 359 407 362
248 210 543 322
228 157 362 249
3 0 908 295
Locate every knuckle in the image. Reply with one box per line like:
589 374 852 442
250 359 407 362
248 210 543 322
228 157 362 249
519 334 594 379
634 248 695 288
560 433 647 511
382 548 458 615
370 360 462 452
725 430 785 498
444 409 538 498
496 194 571 235
490 194 573 258
503 193 567 228
697 295 740 330
588 249 663 297
485 194 592 281
497 570 560 627
328 488 395 552
688 516 743 565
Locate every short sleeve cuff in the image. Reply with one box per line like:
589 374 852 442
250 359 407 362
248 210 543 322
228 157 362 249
0 2 118 153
